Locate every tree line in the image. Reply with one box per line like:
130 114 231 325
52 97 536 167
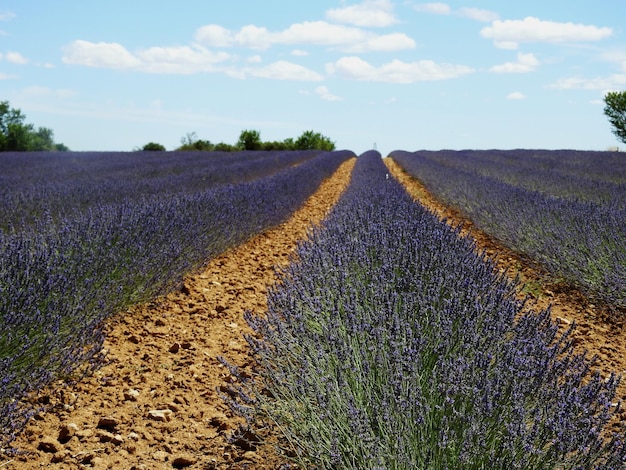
142 128 336 152
0 100 69 151
7 90 624 152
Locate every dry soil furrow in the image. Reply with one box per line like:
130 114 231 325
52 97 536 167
3 158 355 470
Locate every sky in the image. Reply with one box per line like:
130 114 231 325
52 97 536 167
1 1 626 156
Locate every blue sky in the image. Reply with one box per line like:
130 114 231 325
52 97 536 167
1 1 625 155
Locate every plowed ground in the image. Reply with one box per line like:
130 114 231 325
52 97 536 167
2 156 625 469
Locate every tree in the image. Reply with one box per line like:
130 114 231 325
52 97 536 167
604 91 626 144
237 129 262 150
294 130 335 151
141 142 166 151
0 100 67 151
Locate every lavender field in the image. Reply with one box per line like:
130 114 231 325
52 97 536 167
224 151 626 469
0 149 352 449
390 149 626 309
2 148 626 468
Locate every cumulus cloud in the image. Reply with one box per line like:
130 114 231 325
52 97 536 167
490 52 539 73
506 91 526 100
481 16 613 49
326 56 474 83
413 3 498 22
62 40 231 73
325 0 397 27
195 21 415 53
315 85 343 101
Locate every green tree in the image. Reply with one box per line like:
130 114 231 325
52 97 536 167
177 131 215 151
604 91 626 144
237 129 262 150
141 142 166 151
294 130 335 151
0 100 67 151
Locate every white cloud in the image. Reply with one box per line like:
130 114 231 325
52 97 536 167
193 24 234 48
481 16 613 49
4 51 28 64
326 56 474 83
325 0 397 27
195 21 415 53
413 3 451 15
550 74 626 90
247 55 262 63
62 40 231 74
507 91 526 100
413 3 498 22
315 85 342 101
490 52 539 73
248 61 324 81
290 49 309 57
0 72 15 80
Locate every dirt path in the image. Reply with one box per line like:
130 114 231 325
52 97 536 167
1 158 355 470
3 155 625 469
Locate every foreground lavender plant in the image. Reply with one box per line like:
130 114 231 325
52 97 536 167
0 150 353 449
223 151 626 469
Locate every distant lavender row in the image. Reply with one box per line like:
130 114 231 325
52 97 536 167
390 150 626 308
409 149 626 208
0 149 353 449
0 150 319 231
223 151 626 469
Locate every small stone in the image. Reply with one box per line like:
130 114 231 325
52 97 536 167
97 416 119 431
124 389 140 401
152 450 170 461
58 422 78 444
38 438 60 453
169 342 180 353
172 454 197 468
112 434 124 446
147 409 173 422
128 334 140 344
96 429 115 443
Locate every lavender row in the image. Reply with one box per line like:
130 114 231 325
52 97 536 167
408 149 626 208
0 150 319 231
0 149 353 450
390 150 626 308
223 151 625 469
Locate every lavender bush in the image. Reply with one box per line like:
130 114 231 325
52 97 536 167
0 149 353 449
390 150 626 308
0 149 320 231
223 151 626 469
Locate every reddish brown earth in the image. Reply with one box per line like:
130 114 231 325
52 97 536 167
2 155 626 469
0 158 355 470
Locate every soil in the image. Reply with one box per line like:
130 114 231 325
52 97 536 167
2 155 626 469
